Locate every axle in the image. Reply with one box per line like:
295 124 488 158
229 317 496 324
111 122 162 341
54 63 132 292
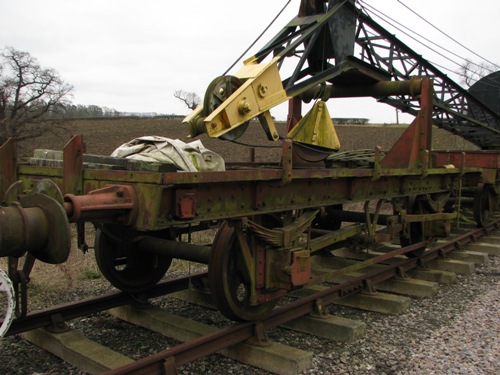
0 181 137 264
138 237 211 264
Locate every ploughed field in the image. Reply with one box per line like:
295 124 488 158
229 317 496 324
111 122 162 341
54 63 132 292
18 117 477 162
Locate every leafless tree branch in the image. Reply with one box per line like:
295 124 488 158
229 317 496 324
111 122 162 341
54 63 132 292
0 46 74 144
173 90 201 111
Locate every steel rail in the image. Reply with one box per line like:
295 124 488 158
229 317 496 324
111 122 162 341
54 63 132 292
4 272 207 336
105 218 500 375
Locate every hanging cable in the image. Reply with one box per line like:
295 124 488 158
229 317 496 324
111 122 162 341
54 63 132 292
357 1 498 86
358 2 465 69
397 0 500 70
359 0 494 75
227 138 282 149
223 0 292 76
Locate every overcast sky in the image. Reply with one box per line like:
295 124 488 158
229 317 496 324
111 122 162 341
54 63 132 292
1 0 499 123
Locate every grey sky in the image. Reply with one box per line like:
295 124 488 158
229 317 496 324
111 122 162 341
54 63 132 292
1 0 498 123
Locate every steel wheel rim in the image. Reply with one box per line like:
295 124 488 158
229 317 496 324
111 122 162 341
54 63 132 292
208 221 276 321
94 227 172 293
0 269 15 337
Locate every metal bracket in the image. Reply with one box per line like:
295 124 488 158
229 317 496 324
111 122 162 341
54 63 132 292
130 293 153 308
46 313 70 333
364 199 382 243
362 279 378 295
310 298 329 319
282 139 293 184
77 222 89 253
163 357 178 375
438 248 447 258
417 258 429 270
175 190 196 219
396 266 409 279
63 135 85 195
0 138 17 202
246 322 272 347
8 255 35 319
287 249 311 287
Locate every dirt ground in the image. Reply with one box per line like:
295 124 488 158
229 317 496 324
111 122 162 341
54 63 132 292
17 117 476 162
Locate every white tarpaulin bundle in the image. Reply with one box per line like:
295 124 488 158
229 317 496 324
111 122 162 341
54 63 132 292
111 136 225 172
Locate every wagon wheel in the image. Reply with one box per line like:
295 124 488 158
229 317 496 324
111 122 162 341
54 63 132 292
208 221 277 321
94 226 172 293
474 183 496 227
399 196 426 258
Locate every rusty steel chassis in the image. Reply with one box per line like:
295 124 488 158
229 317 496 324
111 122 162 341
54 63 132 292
2 219 497 374
0 77 499 319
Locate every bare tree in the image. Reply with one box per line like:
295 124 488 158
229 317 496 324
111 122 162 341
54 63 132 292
0 47 74 144
458 59 497 87
173 90 201 111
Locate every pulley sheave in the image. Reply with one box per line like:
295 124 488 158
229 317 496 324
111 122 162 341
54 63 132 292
203 75 249 141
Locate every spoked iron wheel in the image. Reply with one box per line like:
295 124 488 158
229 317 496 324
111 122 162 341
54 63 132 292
94 225 172 293
208 221 277 321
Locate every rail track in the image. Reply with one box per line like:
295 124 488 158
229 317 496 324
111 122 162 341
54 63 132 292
3 217 498 374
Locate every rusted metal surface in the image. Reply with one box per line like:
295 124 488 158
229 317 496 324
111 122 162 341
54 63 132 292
155 170 475 228
64 184 137 225
138 237 211 264
381 78 433 169
0 138 17 202
0 192 70 264
432 150 500 169
0 204 48 258
10 148 479 232
63 135 85 195
175 189 196 220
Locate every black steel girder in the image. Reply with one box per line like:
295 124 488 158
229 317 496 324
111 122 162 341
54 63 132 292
253 0 500 149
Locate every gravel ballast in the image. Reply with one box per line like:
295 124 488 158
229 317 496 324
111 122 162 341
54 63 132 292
0 255 498 374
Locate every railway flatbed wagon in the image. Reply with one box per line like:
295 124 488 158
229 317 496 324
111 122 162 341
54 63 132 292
1 0 500 327
0 77 495 323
